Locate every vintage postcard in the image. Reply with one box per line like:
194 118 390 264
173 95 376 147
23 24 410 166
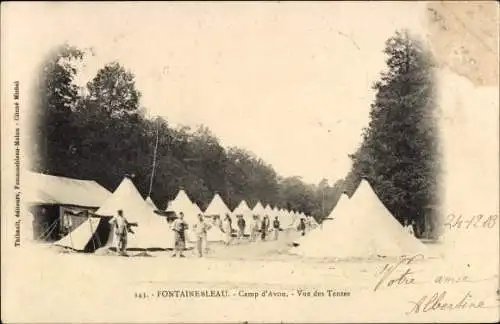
1 2 499 323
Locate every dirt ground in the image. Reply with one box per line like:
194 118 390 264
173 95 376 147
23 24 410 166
4 229 498 323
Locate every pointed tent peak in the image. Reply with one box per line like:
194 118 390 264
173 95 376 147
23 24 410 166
254 201 264 209
232 200 253 223
240 200 250 208
96 177 151 221
252 201 265 215
205 193 231 216
174 188 191 201
168 188 199 212
350 180 389 209
234 200 251 212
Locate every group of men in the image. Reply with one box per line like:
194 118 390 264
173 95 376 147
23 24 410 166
227 214 282 242
108 208 289 258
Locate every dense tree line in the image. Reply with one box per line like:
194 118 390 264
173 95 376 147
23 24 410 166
31 29 439 234
30 44 343 218
345 31 440 238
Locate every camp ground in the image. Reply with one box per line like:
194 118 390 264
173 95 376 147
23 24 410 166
24 171 438 261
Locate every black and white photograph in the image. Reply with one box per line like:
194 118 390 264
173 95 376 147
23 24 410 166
1 2 499 323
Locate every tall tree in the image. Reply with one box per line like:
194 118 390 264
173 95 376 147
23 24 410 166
86 61 141 117
32 44 86 173
349 30 439 237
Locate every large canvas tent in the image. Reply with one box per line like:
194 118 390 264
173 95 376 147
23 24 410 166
291 212 303 229
252 202 265 218
53 216 105 252
292 180 426 259
24 172 112 242
264 204 272 217
293 194 350 247
202 193 231 241
205 224 226 242
165 189 200 226
55 177 175 251
232 200 253 235
279 209 294 229
204 193 232 218
97 177 175 250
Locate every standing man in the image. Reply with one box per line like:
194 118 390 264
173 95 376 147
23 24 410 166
237 215 246 240
297 218 306 236
222 214 233 245
193 214 211 257
261 215 270 241
273 216 281 241
250 215 260 242
171 212 188 257
109 209 131 255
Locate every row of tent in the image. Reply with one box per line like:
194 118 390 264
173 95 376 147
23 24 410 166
51 177 318 252
291 180 428 259
165 188 318 233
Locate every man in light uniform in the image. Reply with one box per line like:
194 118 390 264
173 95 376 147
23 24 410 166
109 209 131 255
193 214 211 257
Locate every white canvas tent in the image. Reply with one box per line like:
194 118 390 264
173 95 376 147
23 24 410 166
264 204 272 217
201 194 231 241
282 210 292 229
326 194 350 220
192 201 203 216
308 215 319 228
94 177 174 250
291 212 303 229
252 202 265 218
294 194 350 247
293 180 427 259
53 216 103 251
205 224 226 242
166 189 200 226
279 209 294 229
232 200 253 235
204 193 232 218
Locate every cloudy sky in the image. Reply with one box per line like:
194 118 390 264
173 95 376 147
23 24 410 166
4 2 428 184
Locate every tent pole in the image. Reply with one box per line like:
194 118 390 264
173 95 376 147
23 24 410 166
148 118 160 198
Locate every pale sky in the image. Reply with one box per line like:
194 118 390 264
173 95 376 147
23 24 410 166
4 2 428 184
